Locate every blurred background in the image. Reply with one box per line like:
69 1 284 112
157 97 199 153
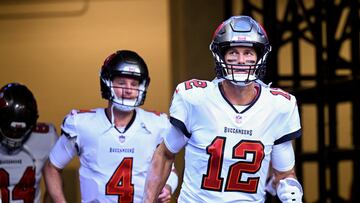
0 0 358 202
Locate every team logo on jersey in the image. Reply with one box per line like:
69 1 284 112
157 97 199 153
119 135 125 143
235 115 242 124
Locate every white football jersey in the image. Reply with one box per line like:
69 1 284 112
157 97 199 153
168 79 301 203
49 108 170 203
0 123 58 203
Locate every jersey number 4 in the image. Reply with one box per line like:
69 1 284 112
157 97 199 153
0 167 36 203
201 137 264 193
106 158 134 203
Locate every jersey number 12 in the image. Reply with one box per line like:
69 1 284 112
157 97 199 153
201 137 264 193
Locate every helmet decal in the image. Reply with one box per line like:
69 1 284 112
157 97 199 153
212 22 225 40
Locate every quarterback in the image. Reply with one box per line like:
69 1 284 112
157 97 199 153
44 50 178 203
143 16 303 203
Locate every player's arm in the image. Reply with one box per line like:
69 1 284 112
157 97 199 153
42 123 60 203
143 141 176 203
43 160 67 203
43 131 78 203
157 164 178 203
144 122 187 202
266 141 303 203
156 120 179 203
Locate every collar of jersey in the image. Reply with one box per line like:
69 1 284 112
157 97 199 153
218 82 262 114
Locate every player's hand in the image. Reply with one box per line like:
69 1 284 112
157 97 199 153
157 184 172 203
277 178 303 203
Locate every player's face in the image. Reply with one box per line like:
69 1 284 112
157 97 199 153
224 46 257 74
111 76 140 100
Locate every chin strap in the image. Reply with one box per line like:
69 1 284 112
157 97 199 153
110 104 116 128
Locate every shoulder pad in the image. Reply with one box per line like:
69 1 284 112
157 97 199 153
139 109 170 133
175 79 210 93
267 87 297 113
144 109 167 117
172 79 213 106
61 109 80 138
146 110 162 116
269 87 292 101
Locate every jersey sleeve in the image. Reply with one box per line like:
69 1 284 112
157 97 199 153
49 135 77 169
140 109 172 146
60 109 80 139
169 83 192 138
49 110 79 169
158 112 172 141
271 141 295 171
164 124 189 153
274 96 302 145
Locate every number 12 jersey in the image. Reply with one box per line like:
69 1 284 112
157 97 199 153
166 79 301 203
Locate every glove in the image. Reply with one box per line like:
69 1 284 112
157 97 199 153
277 178 303 203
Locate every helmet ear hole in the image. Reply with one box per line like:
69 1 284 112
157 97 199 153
0 83 38 152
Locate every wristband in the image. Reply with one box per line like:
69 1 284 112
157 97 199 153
165 170 178 194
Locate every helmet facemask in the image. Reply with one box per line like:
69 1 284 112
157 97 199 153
213 45 271 87
0 121 33 153
210 16 271 86
102 75 148 112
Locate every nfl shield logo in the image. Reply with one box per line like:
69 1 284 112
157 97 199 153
119 135 125 143
235 115 242 124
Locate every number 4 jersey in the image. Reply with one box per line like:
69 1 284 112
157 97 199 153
167 79 301 203
49 108 171 203
0 123 58 203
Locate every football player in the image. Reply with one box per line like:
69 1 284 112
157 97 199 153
43 50 178 203
0 83 58 203
143 16 303 203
